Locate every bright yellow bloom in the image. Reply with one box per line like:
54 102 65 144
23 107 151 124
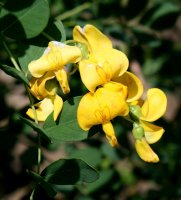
113 71 144 103
77 82 129 147
26 72 63 121
28 41 82 94
73 24 129 92
131 88 167 162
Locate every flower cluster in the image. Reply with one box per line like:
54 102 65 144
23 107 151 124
26 24 167 163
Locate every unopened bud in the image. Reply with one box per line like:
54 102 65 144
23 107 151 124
132 123 144 140
129 105 142 122
75 42 89 59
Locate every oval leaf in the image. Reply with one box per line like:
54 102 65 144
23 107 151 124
0 0 50 39
43 96 97 142
41 158 99 185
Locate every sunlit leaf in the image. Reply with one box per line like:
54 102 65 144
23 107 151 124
70 146 102 167
43 96 98 142
54 20 66 42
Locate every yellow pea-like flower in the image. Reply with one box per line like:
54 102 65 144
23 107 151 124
77 82 129 147
73 24 129 92
28 41 82 94
26 72 63 121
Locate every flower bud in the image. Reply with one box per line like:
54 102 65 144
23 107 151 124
129 105 142 122
132 123 144 140
75 42 89 59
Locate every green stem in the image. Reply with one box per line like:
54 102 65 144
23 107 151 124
25 84 41 174
29 188 35 200
2 39 21 71
2 37 42 177
55 2 91 20
41 31 55 41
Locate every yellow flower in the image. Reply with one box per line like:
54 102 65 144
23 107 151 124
77 82 129 147
73 24 129 93
26 72 63 121
28 41 82 94
131 88 167 162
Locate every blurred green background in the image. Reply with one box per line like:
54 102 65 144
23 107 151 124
0 0 181 199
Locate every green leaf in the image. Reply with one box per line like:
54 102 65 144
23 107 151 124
78 169 113 195
0 0 50 39
19 116 51 143
27 170 57 197
54 20 66 42
0 64 29 85
141 2 180 29
148 3 180 26
143 56 167 76
70 146 102 167
41 158 99 185
43 96 98 142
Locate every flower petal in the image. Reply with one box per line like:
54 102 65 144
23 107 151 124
77 85 129 130
55 68 70 94
103 81 128 99
29 72 56 99
77 92 101 130
29 41 81 78
93 49 129 78
26 97 54 121
135 138 159 163
53 95 63 121
73 24 112 53
79 59 115 92
102 122 118 147
141 88 167 122
113 72 143 102
141 121 165 144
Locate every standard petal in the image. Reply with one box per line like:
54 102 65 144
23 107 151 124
26 97 54 121
141 88 167 122
53 95 63 121
29 42 81 78
28 54 51 78
55 68 70 94
113 72 143 102
141 121 165 144
135 138 159 163
73 24 112 53
94 49 129 78
102 122 118 147
79 60 106 92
